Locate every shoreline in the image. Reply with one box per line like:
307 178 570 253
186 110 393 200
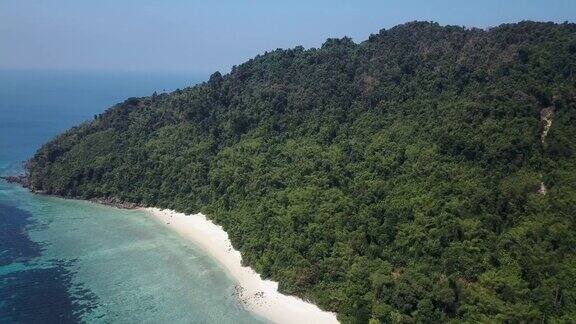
0 178 339 323
143 207 339 324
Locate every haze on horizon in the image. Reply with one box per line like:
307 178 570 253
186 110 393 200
1 0 575 74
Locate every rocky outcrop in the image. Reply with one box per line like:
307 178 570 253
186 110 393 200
88 197 141 209
540 106 555 144
0 175 29 187
538 106 555 195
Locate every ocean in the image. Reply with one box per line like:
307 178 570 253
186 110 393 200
0 70 265 323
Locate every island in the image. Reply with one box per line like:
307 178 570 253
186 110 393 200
22 21 576 323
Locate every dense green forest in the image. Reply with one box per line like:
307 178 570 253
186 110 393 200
27 21 576 323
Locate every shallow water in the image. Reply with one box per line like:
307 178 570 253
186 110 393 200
0 70 265 323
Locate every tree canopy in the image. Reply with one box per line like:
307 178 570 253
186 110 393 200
27 21 576 323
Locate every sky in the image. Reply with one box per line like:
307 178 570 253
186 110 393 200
1 0 575 74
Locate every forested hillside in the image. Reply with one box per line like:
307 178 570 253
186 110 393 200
27 21 576 323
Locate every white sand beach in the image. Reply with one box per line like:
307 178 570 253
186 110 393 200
144 207 339 324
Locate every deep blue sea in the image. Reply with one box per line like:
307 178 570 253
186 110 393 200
0 70 264 323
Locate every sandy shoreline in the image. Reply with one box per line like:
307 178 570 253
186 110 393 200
143 207 339 324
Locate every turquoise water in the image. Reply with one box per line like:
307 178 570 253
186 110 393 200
0 70 264 323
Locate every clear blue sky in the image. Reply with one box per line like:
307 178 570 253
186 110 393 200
1 0 575 74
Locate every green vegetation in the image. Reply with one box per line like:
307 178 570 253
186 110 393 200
27 21 576 323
